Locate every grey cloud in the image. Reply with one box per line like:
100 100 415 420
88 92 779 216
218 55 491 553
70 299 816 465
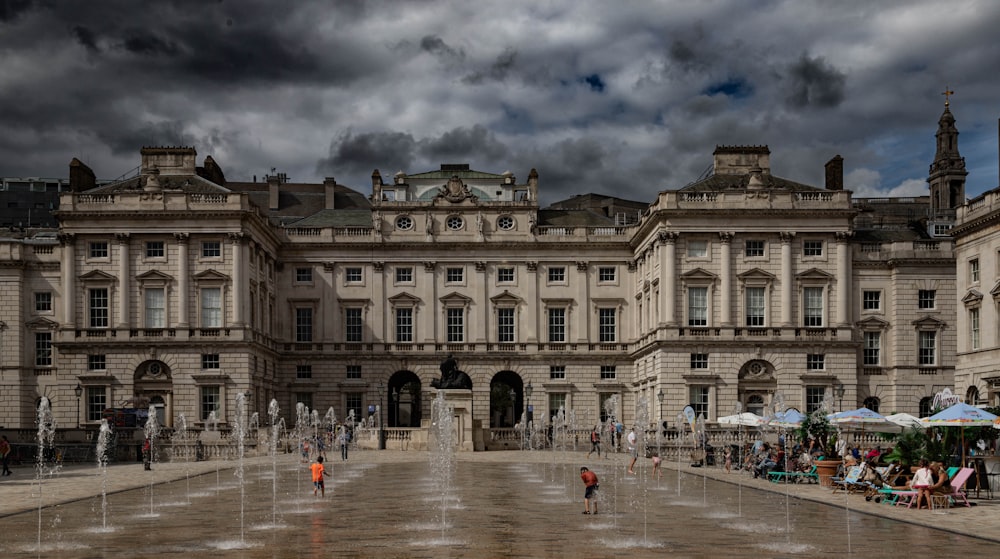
317 130 418 179
420 35 463 60
463 47 518 84
0 0 34 23
418 125 509 164
785 53 846 108
96 120 198 156
72 25 100 53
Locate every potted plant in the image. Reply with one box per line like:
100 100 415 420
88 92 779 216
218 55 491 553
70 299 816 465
797 410 841 486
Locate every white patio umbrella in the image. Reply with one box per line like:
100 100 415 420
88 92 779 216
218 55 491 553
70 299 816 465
885 413 924 430
827 406 901 433
767 408 805 429
717 412 764 427
920 402 999 467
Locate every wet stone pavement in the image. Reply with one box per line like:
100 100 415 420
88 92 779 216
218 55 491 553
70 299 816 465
1 449 998 558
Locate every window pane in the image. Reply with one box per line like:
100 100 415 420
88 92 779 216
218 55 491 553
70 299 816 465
145 288 165 328
345 308 363 342
745 287 765 326
201 288 222 328
548 308 565 342
200 386 220 420
919 331 936 365
863 332 880 366
296 308 313 342
90 288 109 328
447 308 464 342
497 308 515 342
86 387 106 421
396 308 413 342
804 287 823 327
688 287 707 326
599 308 616 342
35 332 52 366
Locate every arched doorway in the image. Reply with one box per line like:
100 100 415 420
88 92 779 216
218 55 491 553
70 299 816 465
133 360 173 428
489 371 523 428
737 359 776 417
387 370 422 427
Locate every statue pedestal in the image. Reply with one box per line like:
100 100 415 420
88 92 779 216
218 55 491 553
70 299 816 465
430 389 474 452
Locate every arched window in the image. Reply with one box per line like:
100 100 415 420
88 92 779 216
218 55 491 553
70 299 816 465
919 397 933 418
965 386 980 406
862 396 880 413
745 394 765 416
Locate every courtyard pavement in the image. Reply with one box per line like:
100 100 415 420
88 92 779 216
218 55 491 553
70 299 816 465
1 449 998 543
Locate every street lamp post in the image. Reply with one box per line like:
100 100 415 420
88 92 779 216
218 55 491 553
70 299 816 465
377 382 386 450
392 388 399 428
657 389 664 426
524 381 533 450
74 383 83 427
509 388 516 428
835 384 846 412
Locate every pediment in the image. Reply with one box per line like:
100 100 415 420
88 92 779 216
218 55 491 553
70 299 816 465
795 268 834 281
439 292 473 304
136 270 174 282
388 292 422 305
490 290 523 305
194 269 230 282
991 280 1000 299
962 289 983 306
680 268 718 281
737 268 776 282
912 315 946 329
856 316 889 330
26 317 59 329
79 269 117 282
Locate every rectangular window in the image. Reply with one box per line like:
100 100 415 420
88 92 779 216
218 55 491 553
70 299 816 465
35 332 52 366
447 308 464 342
295 308 313 342
600 365 617 380
918 290 936 309
598 267 616 282
863 332 881 366
745 286 765 327
345 308 363 342
745 240 765 257
345 392 362 421
345 267 363 283
395 307 413 342
687 240 708 258
688 287 708 326
919 331 937 366
497 267 515 283
598 308 616 342
446 267 464 283
145 241 164 258
548 266 566 283
690 386 709 418
296 365 312 379
806 354 825 370
200 287 222 328
548 308 566 342
549 365 566 379
549 393 567 420
690 353 708 369
35 292 52 313
970 258 980 283
87 354 106 370
89 241 108 258
497 308 515 342
346 365 362 379
804 287 824 327
89 288 109 328
201 241 221 258
803 240 823 257
145 288 165 328
200 386 220 420
86 387 106 422
395 267 413 284
970 308 981 350
201 354 220 369
862 290 881 311
295 267 313 283
295 392 313 412
805 387 826 414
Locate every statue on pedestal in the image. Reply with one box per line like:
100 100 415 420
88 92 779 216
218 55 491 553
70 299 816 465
431 353 472 390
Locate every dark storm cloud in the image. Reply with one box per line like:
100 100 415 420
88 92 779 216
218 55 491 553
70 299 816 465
96 120 198 156
72 25 100 53
420 35 463 60
463 48 518 84
317 131 418 178
418 125 510 163
785 53 846 108
121 32 180 57
0 0 34 23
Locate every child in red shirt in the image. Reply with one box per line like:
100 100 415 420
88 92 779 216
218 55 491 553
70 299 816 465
580 467 599 514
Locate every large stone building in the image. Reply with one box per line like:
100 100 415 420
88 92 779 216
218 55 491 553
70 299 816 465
0 106 974 445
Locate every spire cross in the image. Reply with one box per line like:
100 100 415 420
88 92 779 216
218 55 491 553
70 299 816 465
942 86 955 107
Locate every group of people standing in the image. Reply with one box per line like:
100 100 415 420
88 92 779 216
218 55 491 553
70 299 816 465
300 427 354 464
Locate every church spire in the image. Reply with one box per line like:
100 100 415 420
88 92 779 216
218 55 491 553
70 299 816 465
928 88 966 215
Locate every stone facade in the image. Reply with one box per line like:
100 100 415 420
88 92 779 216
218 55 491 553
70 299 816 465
0 108 975 441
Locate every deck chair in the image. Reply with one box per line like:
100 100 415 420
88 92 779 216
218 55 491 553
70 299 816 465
931 467 975 508
768 465 818 484
831 465 863 493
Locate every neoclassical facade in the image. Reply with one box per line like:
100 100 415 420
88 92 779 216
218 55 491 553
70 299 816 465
0 107 971 439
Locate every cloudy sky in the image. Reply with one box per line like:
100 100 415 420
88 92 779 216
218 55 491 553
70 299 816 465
2 0 999 206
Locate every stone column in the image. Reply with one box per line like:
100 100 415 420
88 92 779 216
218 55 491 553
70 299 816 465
116 233 130 328
423 262 437 343
229 233 245 326
835 231 852 326
780 232 795 326
575 261 589 343
525 262 538 342
175 234 189 328
658 231 677 326
59 234 75 325
719 232 733 326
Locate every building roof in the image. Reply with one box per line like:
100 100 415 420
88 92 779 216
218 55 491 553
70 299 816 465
679 172 821 193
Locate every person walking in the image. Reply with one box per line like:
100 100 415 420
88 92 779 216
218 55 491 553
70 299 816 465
650 451 663 479
580 466 599 514
142 437 152 470
587 426 601 459
627 428 639 474
310 455 329 497
338 427 350 461
1 435 12 476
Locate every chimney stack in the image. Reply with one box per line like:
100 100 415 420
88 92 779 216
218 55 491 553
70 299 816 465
324 177 337 210
68 158 96 191
825 155 844 190
267 174 280 210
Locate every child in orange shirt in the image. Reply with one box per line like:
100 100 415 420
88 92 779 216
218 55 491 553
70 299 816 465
310 455 328 497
